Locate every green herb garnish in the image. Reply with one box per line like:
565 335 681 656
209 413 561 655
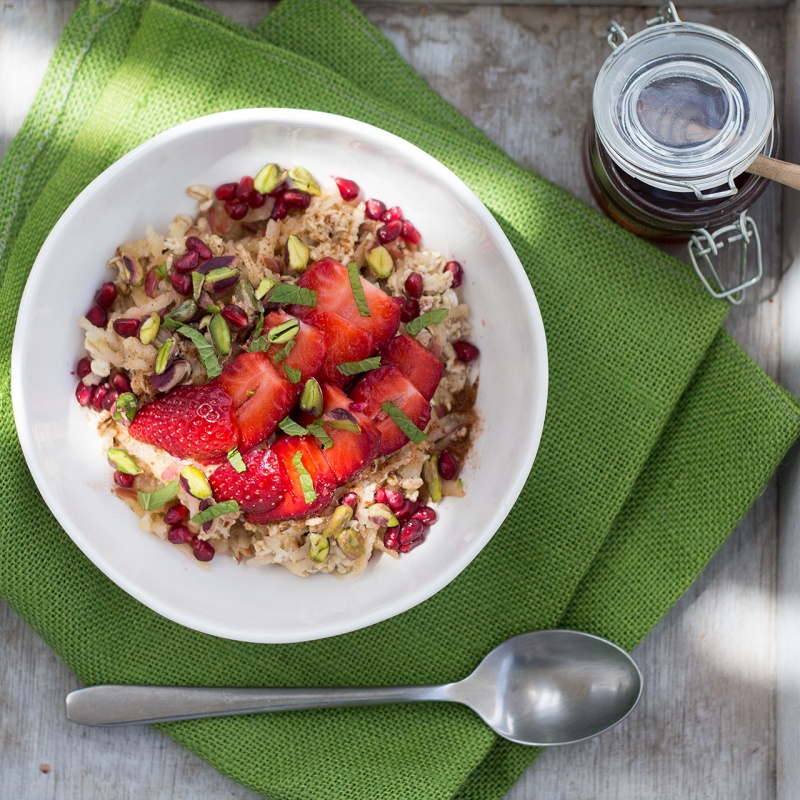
278 416 309 436
191 500 240 525
174 324 222 378
137 479 179 511
347 262 371 317
291 451 317 504
307 421 334 449
227 446 246 474
272 338 296 365
337 356 381 376
283 364 302 384
268 284 317 307
381 401 428 444
404 308 449 337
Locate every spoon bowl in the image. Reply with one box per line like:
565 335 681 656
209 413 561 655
66 629 642 746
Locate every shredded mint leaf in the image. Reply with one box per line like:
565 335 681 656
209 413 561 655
252 312 264 340
175 324 221 378
337 356 381 376
227 447 246 474
137 479 179 511
268 284 317 307
291 451 317 504
347 262 371 317
404 308 449 337
161 316 181 331
272 338 296 365
381 401 428 444
248 335 270 352
278 416 309 436
155 263 169 280
307 421 334 450
191 500 240 525
283 364 302 384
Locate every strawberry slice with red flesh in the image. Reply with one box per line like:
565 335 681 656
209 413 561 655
246 435 337 523
213 351 297 452
349 365 432 458
209 448 285 514
129 384 238 463
289 257 401 350
317 384 381 484
263 311 327 384
380 333 444 402
302 309 374 386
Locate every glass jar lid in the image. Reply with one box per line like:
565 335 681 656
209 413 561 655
593 7 773 197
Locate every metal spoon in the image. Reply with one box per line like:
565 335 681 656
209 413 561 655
65 629 642 746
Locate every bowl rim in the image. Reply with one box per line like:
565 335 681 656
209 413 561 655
11 108 548 642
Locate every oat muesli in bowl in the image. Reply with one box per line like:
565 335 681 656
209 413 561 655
75 163 480 577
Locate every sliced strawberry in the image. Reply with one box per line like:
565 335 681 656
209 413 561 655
380 333 444 401
303 309 374 386
129 384 237 462
247 435 337 522
317 384 381 484
290 258 400 350
213 351 296 452
350 365 432 457
263 310 326 383
209 448 285 514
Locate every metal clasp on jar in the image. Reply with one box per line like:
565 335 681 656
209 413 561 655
688 212 762 304
607 2 680 49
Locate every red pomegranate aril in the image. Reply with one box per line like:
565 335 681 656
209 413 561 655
111 372 132 393
168 524 194 544
113 470 136 489
101 389 119 412
94 282 118 308
395 499 419 521
400 220 421 245
246 189 266 208
90 385 108 411
269 182 287 197
75 382 92 407
445 260 464 288
76 357 92 379
144 268 160 297
438 449 460 480
112 317 141 338
383 527 400 550
400 298 420 323
282 190 312 209
381 206 403 223
412 505 438 526
349 401 367 413
377 220 402 244
85 304 108 328
164 505 189 525
215 182 238 200
375 488 387 504
173 250 199 274
271 198 288 220
170 271 192 296
341 492 358 509
399 518 424 546
365 198 386 220
185 236 213 259
334 176 360 201
453 340 480 363
383 488 404 511
404 272 423 299
224 200 249 221
236 175 254 200
221 304 249 330
400 538 425 553
192 538 215 562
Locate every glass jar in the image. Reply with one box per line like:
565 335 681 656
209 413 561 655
585 2 778 302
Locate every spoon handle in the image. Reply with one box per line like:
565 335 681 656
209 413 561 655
66 683 452 726
746 154 800 192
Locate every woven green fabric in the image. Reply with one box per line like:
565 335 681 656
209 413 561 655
1 1 799 798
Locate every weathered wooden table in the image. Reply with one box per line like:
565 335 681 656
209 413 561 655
3 1 800 797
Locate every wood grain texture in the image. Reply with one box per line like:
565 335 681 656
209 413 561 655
0 2 794 798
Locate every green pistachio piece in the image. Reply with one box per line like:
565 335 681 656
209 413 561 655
299 378 323 417
286 235 310 273
204 266 240 294
422 456 442 503
288 165 321 196
179 465 212 500
192 271 205 300
322 504 354 539
112 392 138 426
253 162 286 194
155 337 175 375
209 313 231 356
107 447 142 475
166 299 198 324
367 502 399 528
335 528 365 560
234 279 258 317
308 532 330 564
254 276 276 300
267 318 300 344
366 245 394 279
139 312 161 345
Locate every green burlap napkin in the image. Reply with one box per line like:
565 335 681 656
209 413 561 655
2 1 800 798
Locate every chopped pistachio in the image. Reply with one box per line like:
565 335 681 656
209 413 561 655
254 276 276 300
366 245 394 279
165 299 198 324
422 456 442 503
299 378 323 417
107 447 142 475
112 392 138 426
209 313 231 356
308 532 330 563
322 504 354 539
367 502 399 528
288 165 321 196
179 465 212 500
155 337 175 375
139 312 161 345
267 317 300 344
253 162 286 194
286 235 310 272
335 528 365 560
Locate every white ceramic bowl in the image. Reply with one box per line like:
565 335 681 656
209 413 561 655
12 109 547 643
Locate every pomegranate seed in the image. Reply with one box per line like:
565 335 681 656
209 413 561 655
185 236 213 259
381 206 403 223
111 372 132 393
246 189 266 208
365 198 386 220
453 340 480 363
85 304 108 328
236 175 254 200
192 539 215 562
375 488 387 504
220 304 249 329
90 385 108 411
144 268 160 297
168 524 194 544
400 298 420 323
271 198 288 220
377 220 402 244
282 190 311 209
113 470 135 488
404 272 423 299
170 271 192 296
164 505 189 525
395 499 419 521
383 527 400 550
112 317 141 338
445 260 463 288
75 382 92 407
173 250 199 274
438 449 460 480
215 182 238 200
412 506 438 526
401 220 421 245
224 200 249 220
76 357 92 379
101 389 119 412
269 182 287 197
383 489 404 511
94 282 118 308
399 518 424 547
341 492 358 509
349 401 367 413
400 538 425 553
334 177 360 201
